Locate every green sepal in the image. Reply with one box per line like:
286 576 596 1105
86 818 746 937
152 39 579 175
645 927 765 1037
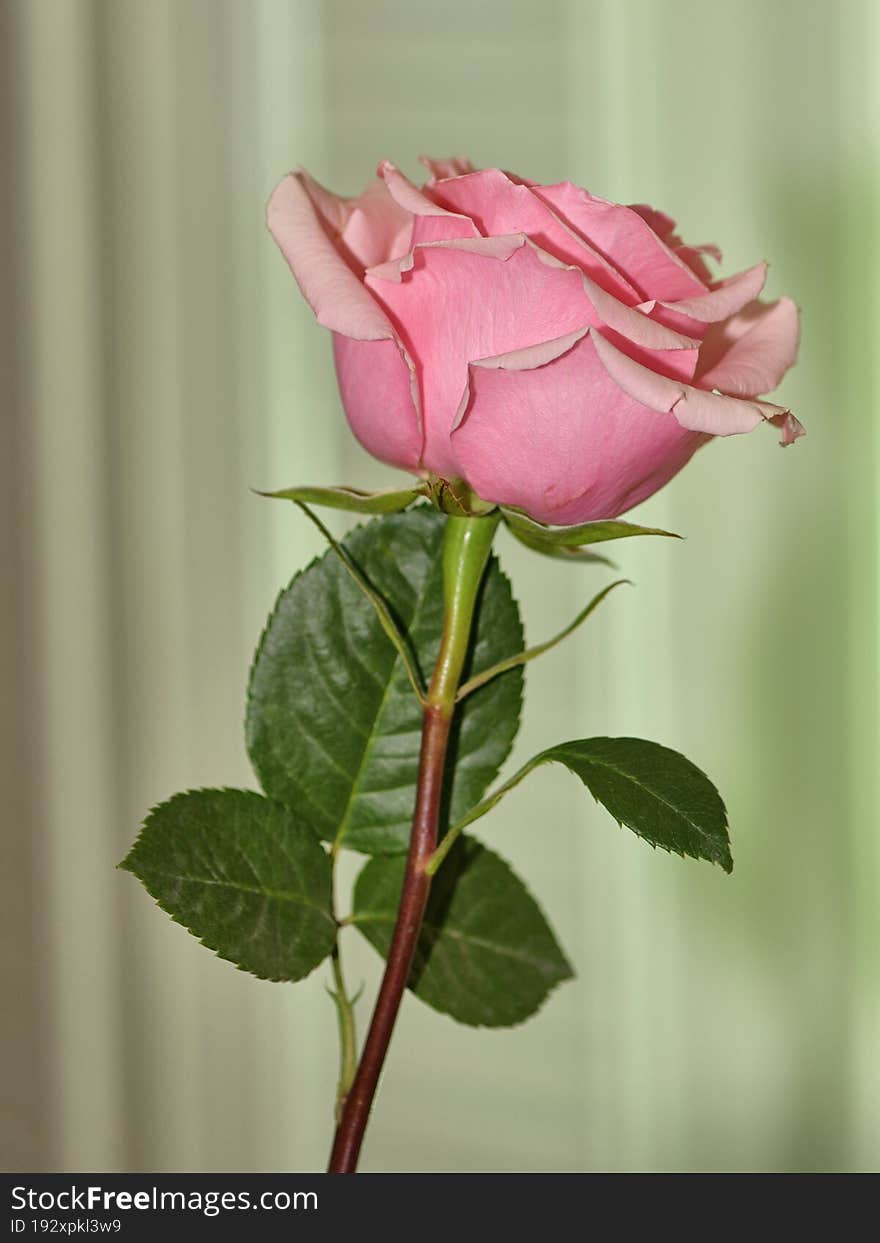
501 506 680 550
504 520 615 565
120 788 337 981
351 837 573 1027
425 475 499 517
257 483 428 514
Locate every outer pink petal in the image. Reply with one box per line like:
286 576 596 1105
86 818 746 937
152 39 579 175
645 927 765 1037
641 262 769 337
591 331 804 445
526 240 699 380
377 160 479 245
660 262 768 322
366 236 698 476
451 330 706 524
267 172 393 340
532 182 707 301
365 237 596 477
332 335 422 469
696 297 800 397
428 168 642 302
339 178 413 270
367 233 524 282
294 168 354 235
418 155 476 182
291 169 411 272
267 172 422 465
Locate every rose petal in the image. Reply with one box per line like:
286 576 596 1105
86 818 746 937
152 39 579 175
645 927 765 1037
696 297 800 396
366 232 526 283
449 328 591 429
267 172 395 340
339 178 413 270
366 238 598 476
268 172 422 463
451 329 706 525
591 330 804 444
366 231 702 466
428 168 643 302
332 335 423 470
294 168 354 235
640 262 770 338
371 231 697 355
658 262 769 323
528 239 699 354
377 160 479 245
533 182 707 301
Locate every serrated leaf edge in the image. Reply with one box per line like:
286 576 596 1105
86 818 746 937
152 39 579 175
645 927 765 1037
120 786 336 984
351 836 573 1030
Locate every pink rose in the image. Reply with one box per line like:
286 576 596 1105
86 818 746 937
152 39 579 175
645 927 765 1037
268 156 802 526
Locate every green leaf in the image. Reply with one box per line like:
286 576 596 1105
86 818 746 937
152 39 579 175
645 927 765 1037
257 483 427 514
502 506 680 548
246 508 524 855
438 737 731 873
542 738 731 870
120 789 337 981
351 838 573 1027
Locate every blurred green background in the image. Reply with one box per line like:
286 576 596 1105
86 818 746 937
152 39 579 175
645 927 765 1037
2 0 878 1173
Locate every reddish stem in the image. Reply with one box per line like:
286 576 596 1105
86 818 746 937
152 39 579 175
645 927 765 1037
326 511 499 1174
327 702 451 1173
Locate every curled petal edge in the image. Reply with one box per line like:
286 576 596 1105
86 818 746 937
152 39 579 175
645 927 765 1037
533 182 707 299
377 161 479 240
267 172 423 446
651 262 769 324
450 328 590 430
427 167 643 302
697 297 801 397
268 171 392 341
451 325 803 448
590 330 805 446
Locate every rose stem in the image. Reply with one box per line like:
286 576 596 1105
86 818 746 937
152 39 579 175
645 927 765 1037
327 510 500 1173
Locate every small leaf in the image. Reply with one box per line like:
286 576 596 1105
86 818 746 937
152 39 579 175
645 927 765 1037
502 506 680 548
246 508 524 855
120 789 336 981
257 483 427 514
545 738 731 870
351 838 573 1027
445 737 732 872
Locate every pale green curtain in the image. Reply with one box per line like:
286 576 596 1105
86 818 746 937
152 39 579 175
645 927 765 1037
2 0 877 1173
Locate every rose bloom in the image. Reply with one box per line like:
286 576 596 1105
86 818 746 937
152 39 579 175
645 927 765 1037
268 156 802 526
